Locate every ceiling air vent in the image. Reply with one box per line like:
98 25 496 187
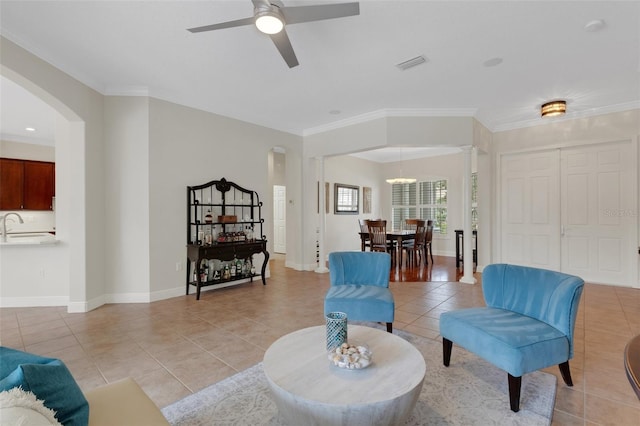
396 55 427 71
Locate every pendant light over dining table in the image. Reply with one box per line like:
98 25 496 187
386 177 416 184
386 148 416 184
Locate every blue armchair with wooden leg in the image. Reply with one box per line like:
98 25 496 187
325 251 394 333
439 263 584 412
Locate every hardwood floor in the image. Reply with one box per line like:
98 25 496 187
390 254 473 283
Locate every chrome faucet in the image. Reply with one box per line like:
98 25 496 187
1 212 24 242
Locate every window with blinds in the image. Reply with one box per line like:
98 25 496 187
391 179 448 233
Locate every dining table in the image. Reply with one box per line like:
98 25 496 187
359 230 415 265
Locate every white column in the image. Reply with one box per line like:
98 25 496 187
315 157 329 273
460 146 477 284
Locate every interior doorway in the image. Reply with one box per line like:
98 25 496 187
270 148 287 255
273 185 286 254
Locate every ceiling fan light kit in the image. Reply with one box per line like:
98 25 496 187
187 0 359 68
255 11 284 34
541 100 567 118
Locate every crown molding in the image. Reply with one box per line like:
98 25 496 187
303 108 477 136
0 132 55 146
104 86 150 96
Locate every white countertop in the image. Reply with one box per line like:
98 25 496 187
0 232 58 246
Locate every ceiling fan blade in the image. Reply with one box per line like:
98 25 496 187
281 2 359 25
269 29 299 68
251 0 271 7
187 16 255 33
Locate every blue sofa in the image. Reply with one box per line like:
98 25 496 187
325 251 394 332
439 263 584 412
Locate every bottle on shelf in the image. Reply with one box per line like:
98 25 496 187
205 209 213 224
230 257 237 277
200 260 208 282
236 257 244 276
222 263 231 280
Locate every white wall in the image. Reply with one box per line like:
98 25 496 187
323 155 382 255
1 139 54 161
104 96 151 300
147 98 303 297
493 110 640 152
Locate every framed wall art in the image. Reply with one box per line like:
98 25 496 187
334 183 359 214
363 186 372 214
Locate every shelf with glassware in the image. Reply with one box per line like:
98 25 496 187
186 178 269 300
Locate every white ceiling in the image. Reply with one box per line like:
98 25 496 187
1 76 56 146
1 1 639 149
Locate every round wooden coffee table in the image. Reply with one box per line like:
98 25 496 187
625 334 640 399
263 325 426 425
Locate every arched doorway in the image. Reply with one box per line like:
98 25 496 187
0 69 89 311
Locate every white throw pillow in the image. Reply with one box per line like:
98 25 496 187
0 387 62 426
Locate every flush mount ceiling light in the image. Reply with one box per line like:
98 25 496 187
541 100 567 118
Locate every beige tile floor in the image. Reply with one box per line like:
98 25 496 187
1 257 639 425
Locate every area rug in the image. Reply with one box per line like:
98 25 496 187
162 329 556 425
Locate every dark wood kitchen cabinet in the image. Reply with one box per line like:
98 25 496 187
0 158 55 210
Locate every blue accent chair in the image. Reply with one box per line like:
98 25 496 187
325 251 394 332
439 263 584 412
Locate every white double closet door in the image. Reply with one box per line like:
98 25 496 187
500 140 638 287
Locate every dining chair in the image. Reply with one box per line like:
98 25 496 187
402 218 424 252
425 220 434 264
365 220 392 254
403 218 424 231
406 223 427 266
358 219 370 251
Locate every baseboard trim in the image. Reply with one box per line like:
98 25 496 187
0 296 68 308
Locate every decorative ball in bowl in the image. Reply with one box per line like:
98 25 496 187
328 342 372 370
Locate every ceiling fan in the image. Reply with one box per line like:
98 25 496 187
187 0 360 68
